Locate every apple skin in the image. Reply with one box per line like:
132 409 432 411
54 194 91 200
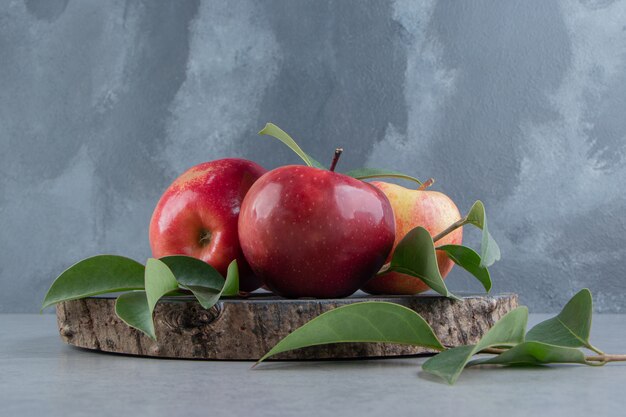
361 181 463 295
238 165 396 298
149 158 267 292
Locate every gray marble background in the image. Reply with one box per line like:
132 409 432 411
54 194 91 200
1 0 625 313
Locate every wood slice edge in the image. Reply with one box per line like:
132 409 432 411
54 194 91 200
57 293 519 360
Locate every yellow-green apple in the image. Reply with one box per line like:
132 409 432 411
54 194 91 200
238 165 396 298
361 180 463 295
149 158 266 292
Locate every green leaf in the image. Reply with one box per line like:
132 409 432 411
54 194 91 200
464 201 501 267
256 301 444 364
305 153 325 169
160 255 239 307
182 260 239 309
115 291 155 340
422 307 528 384
469 341 588 367
343 168 422 186
525 289 597 352
465 200 486 228
475 307 528 350
155 255 239 310
42 255 144 310
259 123 320 168
421 345 476 384
222 260 239 296
385 227 458 300
115 259 178 340
160 255 224 290
144 258 179 315
437 245 492 292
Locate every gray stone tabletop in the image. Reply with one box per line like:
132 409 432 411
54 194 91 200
1 314 625 417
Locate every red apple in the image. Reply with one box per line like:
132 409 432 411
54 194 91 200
238 165 396 298
361 181 463 295
149 158 266 292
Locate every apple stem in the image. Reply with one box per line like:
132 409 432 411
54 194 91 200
329 148 343 172
418 178 435 191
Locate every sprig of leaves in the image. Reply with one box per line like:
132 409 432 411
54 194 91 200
431 200 501 268
376 200 499 299
43 255 238 340
422 288 626 384
256 289 626 382
422 307 528 384
426 288 625 383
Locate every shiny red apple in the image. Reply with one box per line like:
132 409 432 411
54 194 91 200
361 181 463 295
238 165 396 298
149 158 266 292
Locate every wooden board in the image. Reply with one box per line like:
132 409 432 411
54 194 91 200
56 293 518 360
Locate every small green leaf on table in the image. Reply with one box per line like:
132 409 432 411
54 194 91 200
437 245 492 292
256 301 444 364
468 341 588 367
422 307 528 384
525 289 600 353
115 291 155 340
41 255 145 310
343 168 422 186
258 123 323 168
383 227 459 300
465 201 501 267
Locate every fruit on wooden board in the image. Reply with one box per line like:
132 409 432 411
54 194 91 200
238 165 396 298
361 181 462 295
149 158 266 292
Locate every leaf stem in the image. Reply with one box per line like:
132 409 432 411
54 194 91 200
329 148 343 172
478 347 626 363
585 354 626 363
433 218 466 243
